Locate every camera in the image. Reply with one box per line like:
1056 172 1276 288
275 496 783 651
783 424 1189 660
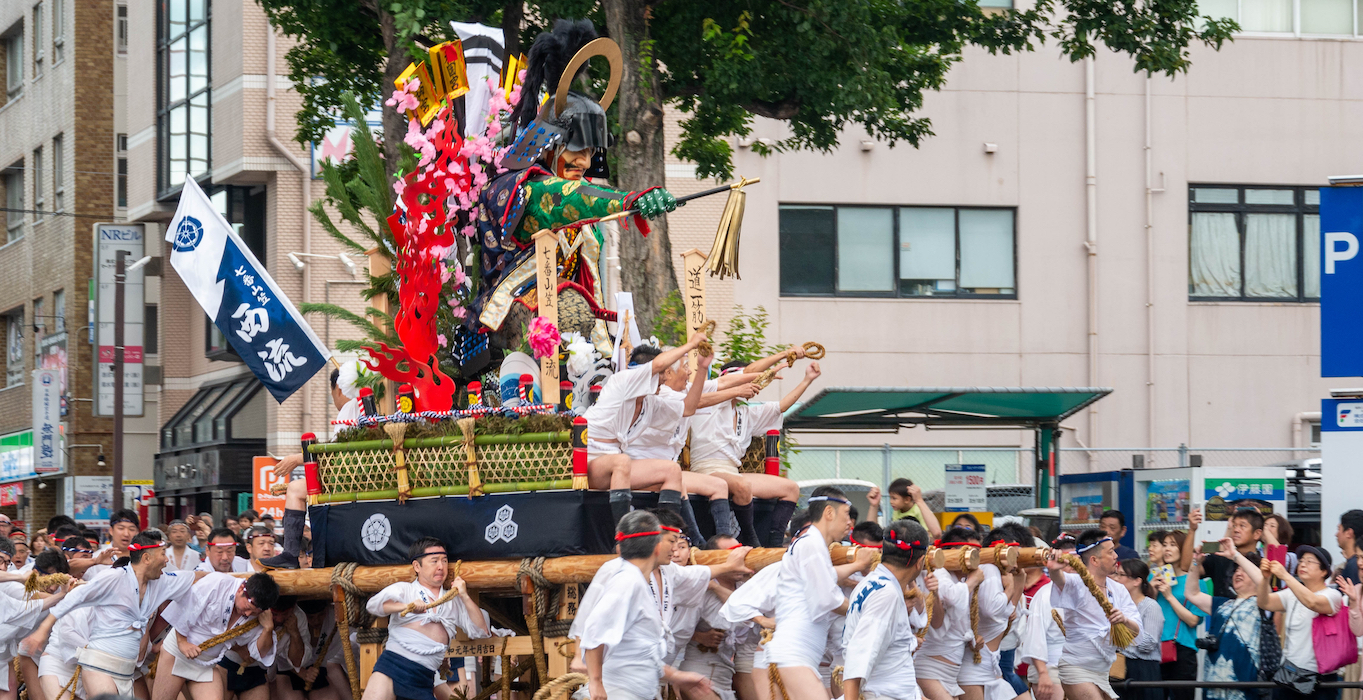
1195 635 1220 654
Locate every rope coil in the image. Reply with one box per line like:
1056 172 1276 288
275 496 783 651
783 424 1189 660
532 672 588 700
696 320 717 357
24 572 72 599
1052 609 1067 637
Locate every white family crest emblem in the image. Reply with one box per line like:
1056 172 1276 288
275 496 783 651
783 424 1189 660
484 505 519 544
361 513 392 551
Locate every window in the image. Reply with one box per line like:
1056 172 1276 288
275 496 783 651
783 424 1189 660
51 0 62 63
116 5 127 54
31 297 43 364
144 304 157 355
52 289 63 333
779 204 1017 298
4 309 23 387
52 134 63 213
1199 0 1361 35
3 165 23 242
1189 185 1319 301
4 27 22 100
116 133 127 208
158 0 210 194
30 147 42 222
30 5 41 78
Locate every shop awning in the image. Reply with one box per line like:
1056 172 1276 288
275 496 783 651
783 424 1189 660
784 386 1112 432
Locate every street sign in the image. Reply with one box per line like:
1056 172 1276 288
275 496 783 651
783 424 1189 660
944 464 987 512
32 369 61 474
1321 187 1363 377
93 223 145 415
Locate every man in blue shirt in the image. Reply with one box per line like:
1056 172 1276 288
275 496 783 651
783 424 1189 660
1100 510 1142 560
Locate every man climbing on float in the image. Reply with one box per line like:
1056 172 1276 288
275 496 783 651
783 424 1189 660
690 347 822 547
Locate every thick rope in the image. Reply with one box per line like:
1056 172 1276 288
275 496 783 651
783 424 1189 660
331 563 365 700
400 561 463 617
50 665 80 700
768 664 791 700
519 557 571 638
13 658 24 700
24 572 72 599
696 320 717 357
518 563 550 688
968 590 982 663
200 619 262 651
1057 553 1134 648
500 635 511 700
1051 609 1067 637
917 554 936 643
532 673 588 700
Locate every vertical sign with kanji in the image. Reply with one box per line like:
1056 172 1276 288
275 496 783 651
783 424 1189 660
533 229 560 406
679 249 708 369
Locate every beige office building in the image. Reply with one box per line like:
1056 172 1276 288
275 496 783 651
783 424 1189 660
665 5 1361 487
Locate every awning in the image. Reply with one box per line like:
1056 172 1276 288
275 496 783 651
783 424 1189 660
784 386 1112 432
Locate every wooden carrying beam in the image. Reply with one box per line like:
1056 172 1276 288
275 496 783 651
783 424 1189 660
255 545 862 597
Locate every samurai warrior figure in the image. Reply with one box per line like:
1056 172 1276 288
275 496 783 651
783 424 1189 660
472 19 678 356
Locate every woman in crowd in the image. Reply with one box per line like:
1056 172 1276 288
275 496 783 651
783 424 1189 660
1113 559 1165 700
1183 545 1264 700
949 513 981 532
1263 514 1298 576
1150 530 1201 700
1259 545 1344 700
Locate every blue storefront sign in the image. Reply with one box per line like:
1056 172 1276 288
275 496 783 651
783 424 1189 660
1321 186 1363 377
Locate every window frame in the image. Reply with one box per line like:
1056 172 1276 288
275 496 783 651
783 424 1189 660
778 202 1019 300
30 4 41 78
52 133 63 213
30 146 42 223
115 4 127 54
156 0 212 198
5 26 23 99
4 165 24 242
1201 0 1363 38
1187 184 1320 303
50 0 62 63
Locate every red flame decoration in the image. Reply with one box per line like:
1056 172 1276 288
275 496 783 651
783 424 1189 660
363 106 472 412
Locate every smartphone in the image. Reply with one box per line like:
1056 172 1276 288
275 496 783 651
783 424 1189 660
1267 544 1288 567
1201 541 1222 554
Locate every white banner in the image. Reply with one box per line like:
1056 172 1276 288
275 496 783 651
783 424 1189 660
32 369 60 474
93 222 145 416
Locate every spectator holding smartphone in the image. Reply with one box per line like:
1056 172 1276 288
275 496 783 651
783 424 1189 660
1263 514 1298 577
1182 507 1265 599
1183 546 1265 700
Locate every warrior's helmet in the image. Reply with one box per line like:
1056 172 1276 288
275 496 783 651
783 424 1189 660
503 19 620 177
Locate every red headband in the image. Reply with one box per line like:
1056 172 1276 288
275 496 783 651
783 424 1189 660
884 537 923 551
857 541 883 549
208 542 237 548
934 539 980 548
616 531 662 541
127 542 166 552
660 526 682 534
726 544 745 550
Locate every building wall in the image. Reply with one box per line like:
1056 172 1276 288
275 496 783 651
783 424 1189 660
124 0 366 480
0 0 152 528
664 36 1359 456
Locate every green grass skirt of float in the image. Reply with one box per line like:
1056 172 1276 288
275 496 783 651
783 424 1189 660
312 479 576 504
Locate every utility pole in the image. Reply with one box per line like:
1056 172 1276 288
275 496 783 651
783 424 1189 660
113 250 126 513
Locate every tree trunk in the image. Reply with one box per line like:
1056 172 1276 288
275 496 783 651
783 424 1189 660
602 0 678 338
379 10 409 182
501 0 523 62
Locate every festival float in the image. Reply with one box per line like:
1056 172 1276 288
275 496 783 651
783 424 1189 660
192 19 794 699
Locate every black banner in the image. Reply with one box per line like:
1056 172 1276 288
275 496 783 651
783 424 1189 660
311 492 782 566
